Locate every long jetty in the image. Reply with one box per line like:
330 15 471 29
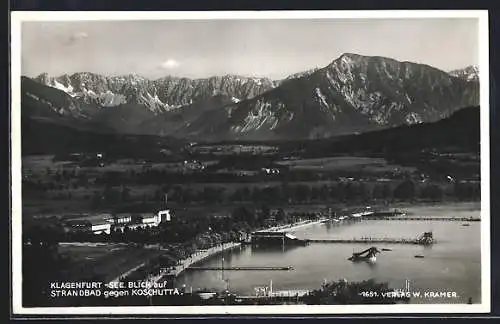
186 266 293 271
371 216 480 222
307 238 434 245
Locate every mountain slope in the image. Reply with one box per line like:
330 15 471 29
331 105 480 153
21 117 184 157
288 105 480 161
135 94 236 137
207 53 479 140
21 76 99 119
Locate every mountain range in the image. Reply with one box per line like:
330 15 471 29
22 53 479 142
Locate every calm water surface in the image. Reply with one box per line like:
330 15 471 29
176 203 481 304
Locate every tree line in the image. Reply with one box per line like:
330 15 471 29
24 177 480 211
123 180 480 207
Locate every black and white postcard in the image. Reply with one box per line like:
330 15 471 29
10 10 490 315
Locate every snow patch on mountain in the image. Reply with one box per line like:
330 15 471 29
449 65 479 82
53 80 74 96
232 99 278 133
405 112 423 125
315 88 329 110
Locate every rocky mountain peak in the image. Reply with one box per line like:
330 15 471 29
449 65 479 82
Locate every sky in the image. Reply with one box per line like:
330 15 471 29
21 18 479 80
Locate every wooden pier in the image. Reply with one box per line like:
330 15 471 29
308 232 435 245
186 266 294 271
371 216 480 222
308 238 433 245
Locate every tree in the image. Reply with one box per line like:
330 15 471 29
382 184 392 200
23 223 72 306
373 184 384 199
304 279 405 305
319 185 330 201
121 186 131 202
231 189 243 202
251 187 261 202
454 182 479 201
261 186 279 203
359 183 370 201
103 185 120 203
294 184 311 203
311 186 321 201
420 184 444 201
241 187 251 201
122 226 131 241
232 206 253 224
275 208 286 222
335 183 347 201
259 204 271 222
393 180 415 200
23 243 70 306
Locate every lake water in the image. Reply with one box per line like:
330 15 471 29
175 203 482 304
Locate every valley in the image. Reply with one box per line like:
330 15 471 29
22 105 480 218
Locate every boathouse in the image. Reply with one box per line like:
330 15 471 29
251 231 307 246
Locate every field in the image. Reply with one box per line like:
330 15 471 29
23 155 188 174
276 156 416 174
21 130 480 221
57 243 164 282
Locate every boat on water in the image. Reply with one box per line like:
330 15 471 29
351 211 376 218
196 288 218 300
461 223 471 227
348 247 381 263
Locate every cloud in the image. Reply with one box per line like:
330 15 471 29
65 31 89 45
159 59 180 70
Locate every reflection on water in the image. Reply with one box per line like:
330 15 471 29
176 204 481 304
250 244 303 254
349 257 379 270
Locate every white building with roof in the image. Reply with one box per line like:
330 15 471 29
65 194 172 235
63 218 111 235
142 209 171 227
91 222 112 235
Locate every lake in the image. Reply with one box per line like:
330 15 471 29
175 203 481 304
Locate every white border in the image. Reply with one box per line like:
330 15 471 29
10 10 490 315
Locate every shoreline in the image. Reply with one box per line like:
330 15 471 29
263 218 329 233
166 242 242 278
166 218 331 279
58 202 480 285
